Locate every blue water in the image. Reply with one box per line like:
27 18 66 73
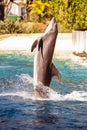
0 52 87 130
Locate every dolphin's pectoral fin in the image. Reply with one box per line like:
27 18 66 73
31 40 38 52
51 63 61 81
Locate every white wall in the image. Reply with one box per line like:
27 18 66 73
9 3 20 15
72 30 87 53
9 2 26 16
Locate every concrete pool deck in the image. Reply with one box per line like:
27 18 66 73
0 33 73 59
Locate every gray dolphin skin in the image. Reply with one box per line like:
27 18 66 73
31 17 61 98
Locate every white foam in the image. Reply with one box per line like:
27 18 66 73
47 89 87 101
0 91 35 100
64 91 87 101
0 89 87 102
0 74 87 102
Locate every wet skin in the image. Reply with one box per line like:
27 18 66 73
31 18 61 97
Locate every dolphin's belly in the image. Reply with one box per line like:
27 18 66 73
34 51 38 86
34 53 51 86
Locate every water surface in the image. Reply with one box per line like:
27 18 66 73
0 52 87 130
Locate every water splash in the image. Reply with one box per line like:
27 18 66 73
0 74 87 101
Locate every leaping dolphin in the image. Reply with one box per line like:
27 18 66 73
31 17 61 98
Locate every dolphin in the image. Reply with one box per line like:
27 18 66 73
31 17 61 98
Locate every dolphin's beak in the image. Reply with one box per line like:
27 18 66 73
44 17 58 34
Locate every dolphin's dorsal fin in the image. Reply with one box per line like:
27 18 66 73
51 63 61 81
31 40 38 52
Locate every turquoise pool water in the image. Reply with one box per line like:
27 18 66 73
0 52 87 130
